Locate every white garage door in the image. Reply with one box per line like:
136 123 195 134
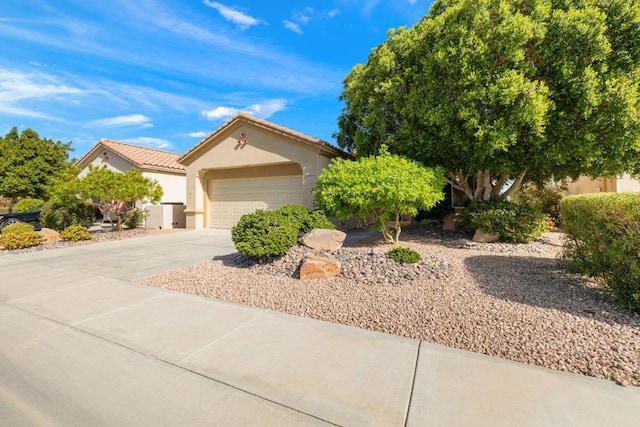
208 176 303 228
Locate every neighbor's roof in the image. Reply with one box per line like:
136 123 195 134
76 139 186 174
179 112 346 164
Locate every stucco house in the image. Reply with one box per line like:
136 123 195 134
75 139 187 228
76 139 186 203
564 174 640 195
178 113 344 229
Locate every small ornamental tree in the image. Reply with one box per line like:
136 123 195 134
314 146 446 243
79 165 163 231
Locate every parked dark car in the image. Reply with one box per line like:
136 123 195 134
0 208 41 231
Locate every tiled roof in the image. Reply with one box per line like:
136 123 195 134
77 139 186 173
179 112 346 163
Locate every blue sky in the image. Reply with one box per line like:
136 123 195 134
0 0 433 157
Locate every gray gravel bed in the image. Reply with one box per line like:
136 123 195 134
139 226 640 387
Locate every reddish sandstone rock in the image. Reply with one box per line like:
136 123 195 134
299 256 341 280
39 228 61 242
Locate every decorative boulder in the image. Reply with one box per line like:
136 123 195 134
38 228 61 242
442 213 460 231
300 229 347 251
472 229 500 243
300 256 341 280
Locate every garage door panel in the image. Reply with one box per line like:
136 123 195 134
208 176 303 229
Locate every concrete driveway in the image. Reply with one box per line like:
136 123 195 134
1 229 639 426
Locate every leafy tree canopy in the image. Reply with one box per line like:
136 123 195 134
0 127 73 207
314 146 446 243
336 0 640 201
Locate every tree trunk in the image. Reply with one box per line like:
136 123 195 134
445 170 527 202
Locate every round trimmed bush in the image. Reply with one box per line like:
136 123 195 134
40 200 95 231
1 222 35 238
231 210 298 258
60 225 92 242
0 232 45 249
276 204 335 234
387 247 421 264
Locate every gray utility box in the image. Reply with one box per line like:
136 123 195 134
145 203 186 229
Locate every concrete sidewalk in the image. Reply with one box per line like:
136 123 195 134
1 229 638 426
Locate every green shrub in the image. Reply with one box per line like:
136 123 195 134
231 209 298 258
462 199 549 243
122 207 147 229
40 200 95 231
277 204 335 234
1 222 35 238
12 198 45 213
513 183 564 227
0 232 45 249
60 225 92 242
387 246 421 263
561 193 640 311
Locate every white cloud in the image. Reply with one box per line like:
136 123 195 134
246 99 287 117
122 136 172 150
201 106 239 120
326 9 340 19
0 68 86 120
293 11 311 25
284 7 340 34
282 20 303 35
202 99 286 121
203 1 259 30
189 131 207 138
88 114 152 128
0 68 84 103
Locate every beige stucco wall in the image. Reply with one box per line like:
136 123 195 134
564 176 617 195
616 173 640 193
144 171 186 204
183 123 335 229
78 148 132 176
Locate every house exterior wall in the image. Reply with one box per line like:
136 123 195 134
564 176 617 195
77 149 132 177
143 171 186 204
616 173 640 193
183 123 334 229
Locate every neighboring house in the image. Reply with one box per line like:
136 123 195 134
76 139 187 204
564 174 640 195
179 113 345 229
75 139 187 228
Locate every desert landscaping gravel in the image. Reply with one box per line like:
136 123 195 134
139 224 640 387
0 227 174 255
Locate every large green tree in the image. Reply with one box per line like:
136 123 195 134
0 127 73 207
337 0 640 201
